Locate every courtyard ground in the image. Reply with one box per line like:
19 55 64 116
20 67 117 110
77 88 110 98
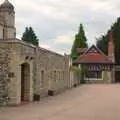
1 84 120 120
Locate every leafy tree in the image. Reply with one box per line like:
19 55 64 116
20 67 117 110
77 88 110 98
96 34 108 55
22 27 39 46
71 24 88 61
97 17 120 64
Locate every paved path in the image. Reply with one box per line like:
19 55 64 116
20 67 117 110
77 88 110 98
1 84 120 120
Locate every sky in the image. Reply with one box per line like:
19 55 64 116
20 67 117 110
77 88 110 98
2 0 120 54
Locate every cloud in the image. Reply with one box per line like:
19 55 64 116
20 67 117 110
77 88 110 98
55 35 74 45
40 44 51 49
9 0 120 53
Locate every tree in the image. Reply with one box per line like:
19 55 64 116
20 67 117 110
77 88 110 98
97 17 120 65
71 24 88 61
96 34 108 55
22 27 39 46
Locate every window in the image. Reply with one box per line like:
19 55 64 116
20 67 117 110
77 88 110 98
41 70 44 84
54 71 56 82
63 71 64 80
3 28 5 39
50 72 52 79
58 71 61 80
85 71 102 79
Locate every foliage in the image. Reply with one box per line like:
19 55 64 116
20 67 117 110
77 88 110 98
96 35 108 55
22 27 39 46
71 24 88 61
80 65 86 84
72 66 81 85
96 17 120 65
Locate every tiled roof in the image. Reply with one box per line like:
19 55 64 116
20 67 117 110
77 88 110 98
74 45 114 64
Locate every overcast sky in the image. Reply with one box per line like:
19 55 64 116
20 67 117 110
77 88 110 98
3 0 120 54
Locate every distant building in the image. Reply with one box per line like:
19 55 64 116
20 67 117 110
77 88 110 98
73 31 115 83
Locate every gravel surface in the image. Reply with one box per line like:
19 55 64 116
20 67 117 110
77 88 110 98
0 84 120 120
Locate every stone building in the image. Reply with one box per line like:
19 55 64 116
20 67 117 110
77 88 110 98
0 0 71 105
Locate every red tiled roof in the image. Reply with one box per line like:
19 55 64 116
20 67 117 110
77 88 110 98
74 45 114 64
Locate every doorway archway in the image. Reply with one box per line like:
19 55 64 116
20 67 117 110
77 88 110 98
21 63 30 102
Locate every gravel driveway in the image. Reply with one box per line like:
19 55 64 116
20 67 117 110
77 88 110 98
0 84 120 120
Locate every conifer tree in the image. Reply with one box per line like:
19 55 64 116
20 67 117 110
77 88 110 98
71 24 88 61
22 27 39 46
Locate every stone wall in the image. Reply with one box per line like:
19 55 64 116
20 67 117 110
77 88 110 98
0 39 70 105
0 48 10 105
34 47 70 97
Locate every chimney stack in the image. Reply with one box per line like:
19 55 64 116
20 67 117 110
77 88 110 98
108 31 115 63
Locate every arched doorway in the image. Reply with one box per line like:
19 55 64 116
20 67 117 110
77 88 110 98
21 63 30 102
